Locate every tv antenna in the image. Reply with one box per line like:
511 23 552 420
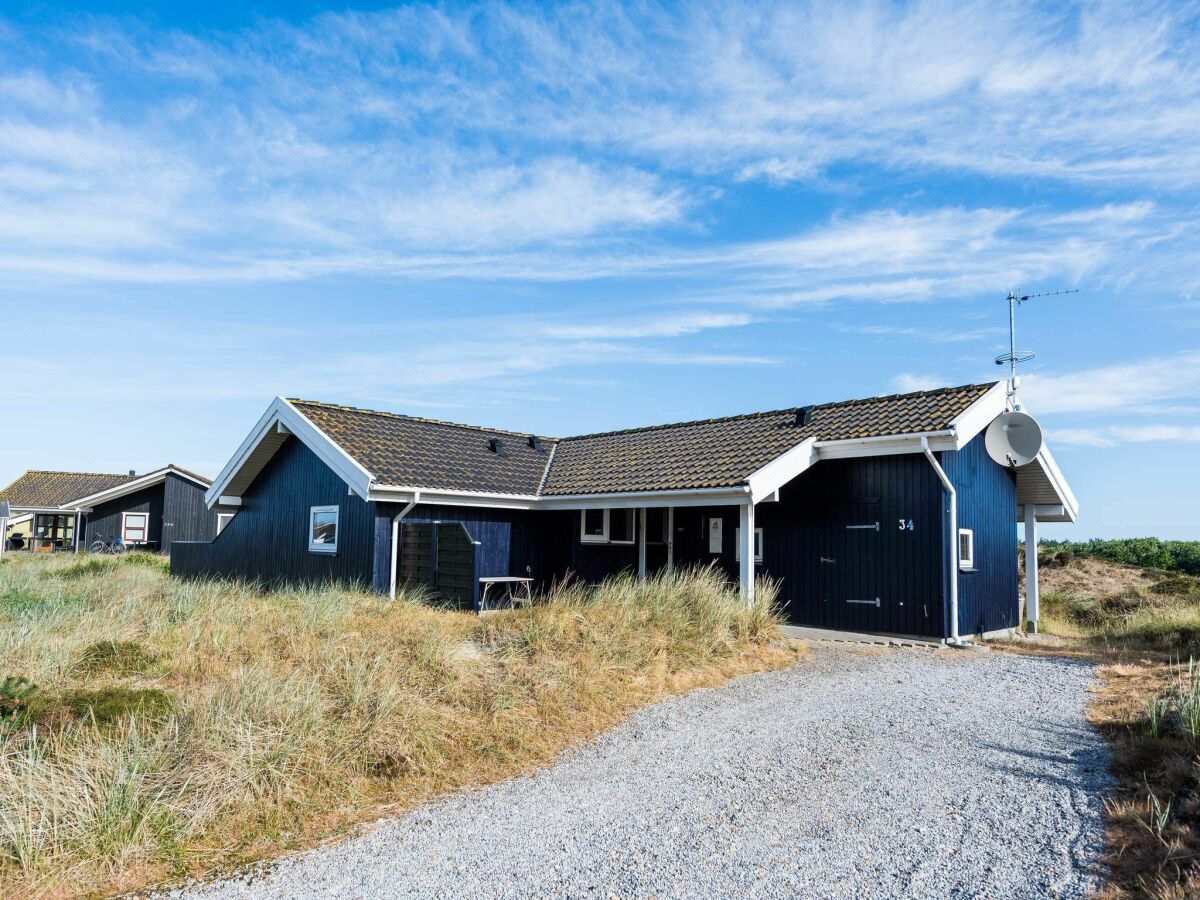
995 287 1078 410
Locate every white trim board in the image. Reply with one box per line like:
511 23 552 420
204 384 1076 516
67 466 210 509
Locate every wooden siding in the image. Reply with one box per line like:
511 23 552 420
371 503 543 602
171 437 376 587
940 434 1019 635
84 484 164 550
161 473 219 552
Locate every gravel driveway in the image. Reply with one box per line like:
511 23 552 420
171 645 1111 899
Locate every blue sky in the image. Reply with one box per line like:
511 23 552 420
1 1 1198 539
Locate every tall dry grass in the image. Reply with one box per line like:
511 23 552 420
0 553 796 897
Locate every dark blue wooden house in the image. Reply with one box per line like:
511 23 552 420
0 466 220 554
171 382 1078 643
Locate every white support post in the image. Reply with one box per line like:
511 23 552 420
637 507 647 581
1024 505 1039 633
0 518 6 558
739 502 755 607
73 511 81 553
666 506 675 575
389 492 420 601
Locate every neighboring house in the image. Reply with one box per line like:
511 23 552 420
0 466 221 554
171 382 1077 642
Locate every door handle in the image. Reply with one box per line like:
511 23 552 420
820 557 836 564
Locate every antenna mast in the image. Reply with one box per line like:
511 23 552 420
995 288 1078 410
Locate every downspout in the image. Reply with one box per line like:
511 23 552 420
921 437 962 646
389 490 420 601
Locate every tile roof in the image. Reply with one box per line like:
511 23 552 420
289 382 996 497
290 401 554 496
0 471 138 508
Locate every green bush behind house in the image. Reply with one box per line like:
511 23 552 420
1039 539 1200 577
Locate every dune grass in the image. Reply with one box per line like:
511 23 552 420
0 552 796 898
1032 552 1200 897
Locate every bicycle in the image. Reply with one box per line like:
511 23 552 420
88 535 127 555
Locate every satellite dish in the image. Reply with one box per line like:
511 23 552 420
985 412 1043 468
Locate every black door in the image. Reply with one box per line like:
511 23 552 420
814 503 884 632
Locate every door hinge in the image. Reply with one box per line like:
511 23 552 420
847 597 881 608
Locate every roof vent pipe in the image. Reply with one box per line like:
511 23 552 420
794 406 814 427
128 470 136 476
528 436 541 451
488 438 503 454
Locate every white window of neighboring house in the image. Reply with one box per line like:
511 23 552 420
309 505 339 554
735 526 764 564
216 513 235 536
121 512 149 543
959 528 975 570
579 508 637 545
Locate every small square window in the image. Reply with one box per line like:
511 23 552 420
958 528 975 570
216 513 235 536
309 506 338 554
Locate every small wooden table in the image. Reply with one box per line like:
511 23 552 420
478 576 533 613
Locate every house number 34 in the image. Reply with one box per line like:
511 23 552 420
898 519 915 531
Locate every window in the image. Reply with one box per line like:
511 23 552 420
579 508 637 545
958 528 975 570
609 509 635 544
309 505 338 554
735 526 764 564
122 512 149 543
216 513 235 536
580 509 608 542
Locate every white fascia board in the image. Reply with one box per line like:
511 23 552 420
204 400 287 507
948 381 1008 448
814 430 956 460
280 399 374 499
1017 504 1069 521
539 487 750 510
5 505 85 515
204 398 375 509
368 485 538 510
64 465 210 509
1033 444 1079 521
745 437 817 503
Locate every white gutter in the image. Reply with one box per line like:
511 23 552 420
921 436 962 646
388 490 421 601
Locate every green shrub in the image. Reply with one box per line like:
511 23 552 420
1151 577 1200 597
28 686 175 729
73 640 157 677
0 676 37 741
1039 539 1200 576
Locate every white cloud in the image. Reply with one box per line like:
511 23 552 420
541 312 752 340
0 3 1197 289
891 373 948 393
1050 425 1200 447
1021 352 1200 415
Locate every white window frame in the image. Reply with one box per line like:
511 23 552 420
579 508 636 545
735 526 764 564
958 528 975 570
580 509 609 543
121 511 149 544
309 505 339 554
216 513 235 536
